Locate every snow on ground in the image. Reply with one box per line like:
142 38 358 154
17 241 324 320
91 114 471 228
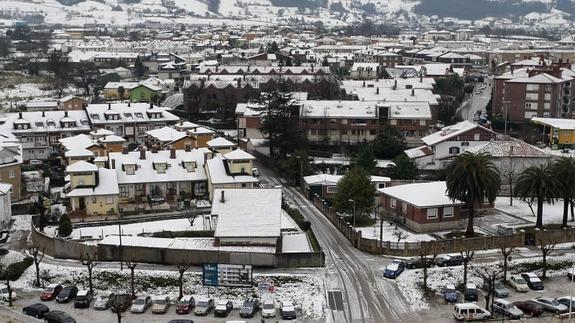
495 196 565 225
282 232 312 253
12 261 325 319
0 83 52 100
43 217 209 240
360 221 435 242
10 214 33 232
0 250 26 266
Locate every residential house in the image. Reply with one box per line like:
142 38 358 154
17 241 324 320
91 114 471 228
144 127 193 150
206 137 236 154
59 96 88 111
205 150 259 199
0 137 22 201
303 173 390 200
66 161 119 218
103 82 138 100
129 83 163 103
0 183 11 228
378 181 465 232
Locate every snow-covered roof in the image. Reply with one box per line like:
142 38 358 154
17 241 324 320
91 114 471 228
281 233 311 253
205 155 259 185
404 145 434 159
0 183 12 195
67 168 119 197
0 111 90 134
303 174 343 186
531 117 575 130
223 149 255 161
86 103 179 125
98 236 276 253
99 135 126 143
66 160 98 173
212 188 282 239
466 140 551 158
340 78 436 91
422 120 493 146
378 181 464 208
145 127 187 143
65 147 94 158
207 137 235 148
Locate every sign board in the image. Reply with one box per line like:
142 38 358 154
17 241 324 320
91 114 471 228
202 263 253 287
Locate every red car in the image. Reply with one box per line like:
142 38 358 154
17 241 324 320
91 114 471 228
175 295 195 314
513 300 543 317
40 284 63 301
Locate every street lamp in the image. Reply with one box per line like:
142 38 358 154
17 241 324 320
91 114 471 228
503 100 511 135
348 198 356 229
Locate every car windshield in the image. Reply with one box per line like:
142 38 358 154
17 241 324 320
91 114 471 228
495 282 504 288
134 298 145 305
516 278 526 284
243 301 254 307
197 301 209 307
100 295 109 300
263 303 274 309
44 287 54 292
178 300 189 305
155 300 166 305
552 300 561 306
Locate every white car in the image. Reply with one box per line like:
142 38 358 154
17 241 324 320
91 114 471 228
0 286 16 302
262 298 276 318
508 275 529 292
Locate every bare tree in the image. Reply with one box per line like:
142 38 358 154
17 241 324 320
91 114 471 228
392 230 408 248
540 243 556 279
474 267 503 312
420 254 437 290
109 296 125 323
81 253 98 295
187 208 198 227
124 260 137 299
461 250 475 286
500 146 519 206
176 263 192 299
500 247 515 282
28 246 45 287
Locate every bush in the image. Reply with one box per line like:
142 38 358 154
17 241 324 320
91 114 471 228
147 230 214 238
58 214 73 237
282 200 310 231
0 249 8 256
1 257 33 281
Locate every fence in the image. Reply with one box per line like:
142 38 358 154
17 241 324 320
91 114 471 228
30 216 324 268
312 196 575 257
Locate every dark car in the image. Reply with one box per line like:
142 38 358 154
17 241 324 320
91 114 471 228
521 273 544 290
73 290 93 308
168 320 194 323
281 301 297 320
435 254 464 267
44 310 76 323
213 300 233 317
176 295 195 314
56 286 78 303
40 284 63 301
443 284 458 303
405 257 434 269
22 303 49 319
383 259 405 279
239 298 260 318
514 301 544 317
464 284 479 302
110 293 132 313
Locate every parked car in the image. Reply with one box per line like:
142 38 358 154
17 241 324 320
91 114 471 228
435 254 464 267
443 284 458 303
239 298 260 318
492 299 523 320
56 286 78 303
567 268 575 280
194 298 214 316
453 303 491 321
513 301 544 317
261 298 276 318
110 293 132 313
532 297 568 314
557 296 575 310
43 310 76 323
73 290 93 308
152 295 170 314
521 273 544 290
22 303 49 319
464 283 479 302
131 295 152 313
93 292 115 310
29 159 43 166
214 300 233 317
168 320 194 323
493 281 510 298
0 286 16 302
252 167 260 177
383 259 405 279
508 275 529 292
280 301 297 320
405 257 434 269
40 284 63 301
176 295 195 314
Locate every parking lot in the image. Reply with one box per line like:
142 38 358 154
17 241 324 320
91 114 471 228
2 290 311 323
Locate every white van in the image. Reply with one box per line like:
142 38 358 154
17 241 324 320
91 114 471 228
453 303 491 321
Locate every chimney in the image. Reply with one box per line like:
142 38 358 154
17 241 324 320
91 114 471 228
184 144 191 152
64 111 68 117
122 146 128 154
220 190 225 203
207 73 211 80
108 103 111 110
362 80 366 87
149 102 153 109
139 147 146 160
393 79 397 90
18 112 22 119
376 87 379 94
111 159 116 169
42 111 45 117
200 78 206 88
237 78 241 88
420 74 423 83
128 101 131 107
151 145 158 153
411 88 415 96
170 147 176 159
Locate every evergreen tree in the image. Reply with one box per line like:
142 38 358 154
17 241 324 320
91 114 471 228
372 123 407 159
389 154 418 180
134 56 145 78
58 214 73 237
333 167 375 222
355 140 376 173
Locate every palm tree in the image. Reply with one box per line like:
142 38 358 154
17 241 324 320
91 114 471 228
515 164 559 229
552 157 575 227
446 152 501 236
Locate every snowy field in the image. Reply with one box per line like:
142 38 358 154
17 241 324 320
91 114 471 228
495 196 567 225
360 221 435 242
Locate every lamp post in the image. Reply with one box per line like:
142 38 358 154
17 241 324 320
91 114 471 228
503 100 510 135
348 198 356 229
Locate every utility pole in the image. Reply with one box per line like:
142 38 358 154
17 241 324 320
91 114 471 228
348 199 356 228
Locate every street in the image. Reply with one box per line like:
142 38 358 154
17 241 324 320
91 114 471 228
458 78 492 122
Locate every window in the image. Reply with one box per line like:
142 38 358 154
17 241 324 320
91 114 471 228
461 142 469 147
427 208 438 219
9 169 15 178
105 196 114 204
135 113 144 119
135 183 144 191
473 133 480 141
390 198 396 208
91 197 97 204
402 203 407 214
326 186 338 193
443 207 454 218
91 114 100 120
449 147 460 154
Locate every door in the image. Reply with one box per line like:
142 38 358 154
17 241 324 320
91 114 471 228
79 197 86 210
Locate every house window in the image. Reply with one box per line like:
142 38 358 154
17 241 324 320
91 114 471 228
9 169 15 178
135 183 144 191
326 186 338 193
427 208 438 219
119 186 129 197
92 197 97 204
461 142 469 147
449 147 460 154
390 198 396 208
474 133 480 141
105 196 114 204
402 203 407 214
444 207 454 218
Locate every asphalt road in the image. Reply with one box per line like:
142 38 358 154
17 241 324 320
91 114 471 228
459 79 493 122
